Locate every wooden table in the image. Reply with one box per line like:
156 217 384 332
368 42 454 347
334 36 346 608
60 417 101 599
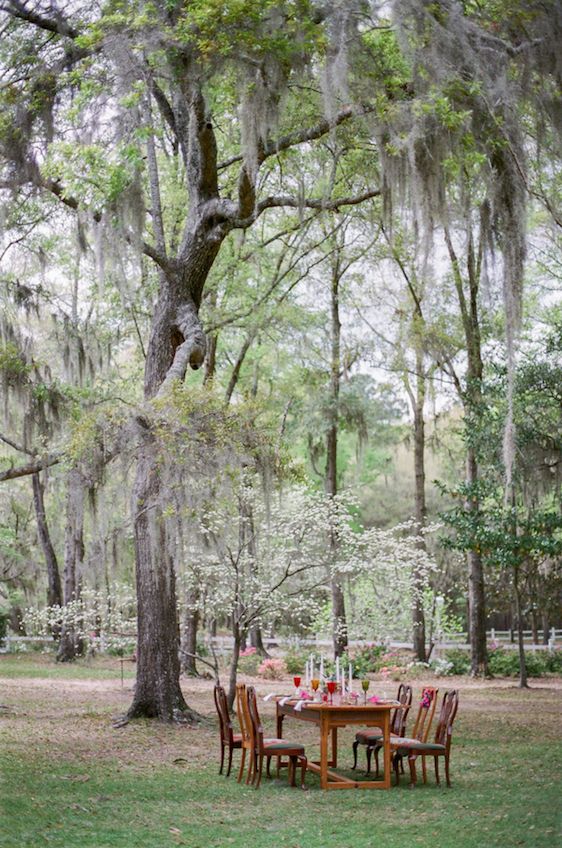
276 700 394 790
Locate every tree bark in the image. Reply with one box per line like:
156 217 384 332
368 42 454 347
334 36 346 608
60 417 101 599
32 472 63 610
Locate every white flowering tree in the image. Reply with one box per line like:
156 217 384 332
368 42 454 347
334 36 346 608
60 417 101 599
180 482 334 708
23 584 137 656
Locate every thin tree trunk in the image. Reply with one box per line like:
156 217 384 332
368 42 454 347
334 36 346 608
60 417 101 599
444 225 488 677
541 611 549 645
411 346 427 662
228 628 241 711
32 472 63 610
180 589 199 677
466 447 488 676
326 258 347 658
57 470 85 662
513 563 528 688
250 625 269 657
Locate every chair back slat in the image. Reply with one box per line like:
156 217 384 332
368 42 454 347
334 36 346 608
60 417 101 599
214 685 231 742
434 689 459 748
391 683 413 736
412 686 438 742
236 683 253 747
246 686 264 754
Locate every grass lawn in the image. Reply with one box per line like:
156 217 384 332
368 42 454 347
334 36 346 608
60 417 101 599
0 655 560 848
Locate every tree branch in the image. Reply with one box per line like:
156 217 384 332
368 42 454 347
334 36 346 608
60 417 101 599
1 0 79 39
0 453 62 482
0 432 34 456
218 105 373 171
231 188 380 230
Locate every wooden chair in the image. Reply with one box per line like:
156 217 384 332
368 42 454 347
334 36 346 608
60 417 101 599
351 683 413 774
235 683 256 784
389 685 439 785
400 689 459 787
246 686 308 789
213 684 242 777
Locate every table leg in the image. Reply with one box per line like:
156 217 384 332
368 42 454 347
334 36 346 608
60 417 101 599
382 711 391 789
277 710 284 739
331 726 338 768
320 715 329 790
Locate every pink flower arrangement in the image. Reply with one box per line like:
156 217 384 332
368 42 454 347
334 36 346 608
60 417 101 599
258 658 287 680
368 695 382 704
420 688 434 708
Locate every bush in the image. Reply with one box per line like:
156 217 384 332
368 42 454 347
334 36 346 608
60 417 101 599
238 647 260 675
283 648 309 675
544 649 562 673
488 647 552 677
0 611 8 646
258 658 286 680
444 649 471 675
429 658 454 677
350 644 385 677
436 647 562 678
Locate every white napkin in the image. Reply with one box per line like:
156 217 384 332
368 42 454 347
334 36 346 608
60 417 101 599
263 693 277 702
279 696 292 706
294 700 305 712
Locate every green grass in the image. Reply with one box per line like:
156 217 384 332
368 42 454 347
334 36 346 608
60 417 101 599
1 657 560 848
2 748 559 848
0 653 136 679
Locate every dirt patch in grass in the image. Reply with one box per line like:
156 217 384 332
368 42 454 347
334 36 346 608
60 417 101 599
2 660 561 769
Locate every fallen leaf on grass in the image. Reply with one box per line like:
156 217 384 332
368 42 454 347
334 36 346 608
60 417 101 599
173 757 188 765
59 774 90 782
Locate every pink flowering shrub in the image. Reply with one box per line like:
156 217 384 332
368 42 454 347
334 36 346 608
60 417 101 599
258 658 286 680
240 646 257 657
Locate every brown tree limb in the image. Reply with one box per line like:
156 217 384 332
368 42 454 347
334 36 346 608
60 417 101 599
219 105 373 171
1 0 79 39
0 453 62 482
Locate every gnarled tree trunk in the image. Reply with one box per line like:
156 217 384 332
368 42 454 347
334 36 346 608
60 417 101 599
126 229 221 720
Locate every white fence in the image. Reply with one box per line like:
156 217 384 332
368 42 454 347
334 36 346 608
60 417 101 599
1 628 560 654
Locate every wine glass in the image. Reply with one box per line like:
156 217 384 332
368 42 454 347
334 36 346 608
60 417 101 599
293 675 301 696
326 680 336 705
311 678 320 699
361 678 370 705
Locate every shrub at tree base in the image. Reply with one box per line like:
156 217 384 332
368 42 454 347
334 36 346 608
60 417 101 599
283 649 310 675
444 648 562 677
238 647 260 676
258 658 286 680
349 644 386 677
0 612 9 646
